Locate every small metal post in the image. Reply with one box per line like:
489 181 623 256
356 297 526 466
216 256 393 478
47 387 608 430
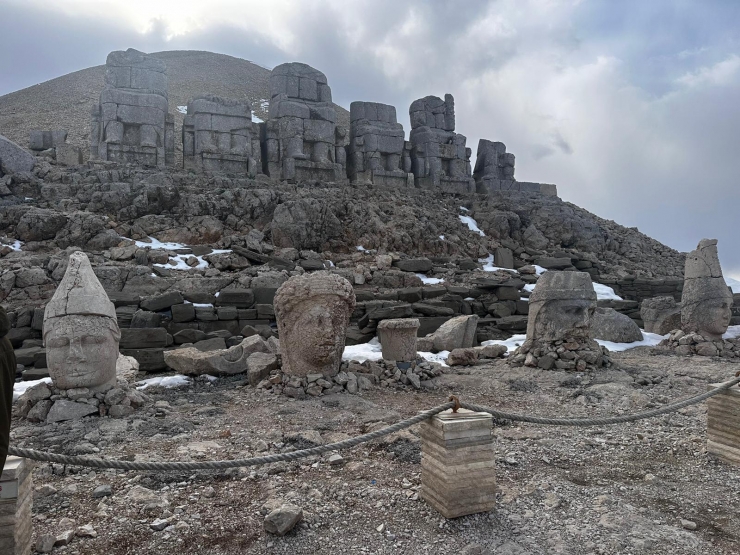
420 408 496 518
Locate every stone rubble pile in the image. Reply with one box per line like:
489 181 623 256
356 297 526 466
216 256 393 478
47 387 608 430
508 336 612 371
656 330 740 358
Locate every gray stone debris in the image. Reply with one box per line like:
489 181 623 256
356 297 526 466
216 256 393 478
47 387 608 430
264 502 303 536
0 133 36 175
90 48 174 167
265 62 346 182
681 238 733 341
591 307 643 343
408 94 475 193
163 335 270 376
348 101 411 187
274 271 355 377
423 314 479 352
641 296 682 335
29 130 68 151
182 95 261 176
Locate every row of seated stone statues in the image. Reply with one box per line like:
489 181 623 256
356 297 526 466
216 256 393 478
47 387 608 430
89 49 554 195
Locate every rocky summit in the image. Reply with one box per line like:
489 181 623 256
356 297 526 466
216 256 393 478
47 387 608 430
1 49 740 555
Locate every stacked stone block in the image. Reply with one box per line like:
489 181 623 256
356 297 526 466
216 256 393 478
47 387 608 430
90 48 174 167
707 383 740 466
264 63 346 182
182 95 261 175
348 101 411 187
474 139 557 196
408 94 475 193
420 409 496 518
0 457 33 555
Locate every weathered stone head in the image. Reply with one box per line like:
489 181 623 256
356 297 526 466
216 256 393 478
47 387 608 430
526 271 597 342
43 251 120 392
274 272 355 377
681 239 733 340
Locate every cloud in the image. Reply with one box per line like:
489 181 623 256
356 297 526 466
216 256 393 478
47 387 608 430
2 0 740 275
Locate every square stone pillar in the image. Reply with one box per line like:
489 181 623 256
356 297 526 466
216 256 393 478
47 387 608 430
707 384 740 466
420 408 495 518
0 456 33 554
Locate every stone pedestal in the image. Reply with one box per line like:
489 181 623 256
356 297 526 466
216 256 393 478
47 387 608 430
420 408 495 518
707 384 740 466
377 318 419 362
0 457 33 555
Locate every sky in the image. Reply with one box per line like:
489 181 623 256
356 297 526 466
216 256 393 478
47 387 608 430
2 0 740 275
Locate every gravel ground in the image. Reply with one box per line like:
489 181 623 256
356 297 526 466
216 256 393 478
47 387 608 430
11 347 740 554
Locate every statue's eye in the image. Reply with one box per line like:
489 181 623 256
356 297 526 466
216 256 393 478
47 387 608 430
47 338 70 348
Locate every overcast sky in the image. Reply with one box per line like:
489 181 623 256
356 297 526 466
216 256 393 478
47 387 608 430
2 0 740 276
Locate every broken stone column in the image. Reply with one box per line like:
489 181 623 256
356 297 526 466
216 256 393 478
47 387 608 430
681 239 733 341
421 408 496 518
641 296 681 335
707 383 740 466
0 456 33 555
348 101 411 187
274 271 355 377
474 138 558 196
264 62 346 182
408 94 475 193
28 130 67 151
377 318 419 362
182 95 261 175
43 251 121 392
90 48 174 167
509 271 610 370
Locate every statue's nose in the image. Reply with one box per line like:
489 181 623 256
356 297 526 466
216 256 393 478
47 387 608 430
68 336 88 362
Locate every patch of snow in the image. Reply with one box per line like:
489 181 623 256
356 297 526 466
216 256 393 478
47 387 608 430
24 197 33 201
136 375 192 390
534 265 547 275
416 274 445 285
726 277 740 293
418 351 450 367
150 273 158 278
252 115 264 124
459 215 485 236
177 105 188 114
214 291 220 297
1 239 22 252
342 338 383 363
523 283 535 293
595 331 667 352
439 235 445 241
723 325 740 340
459 206 469 212
521 297 529 302
356 245 366 252
464 297 475 301
154 254 207 271
478 254 518 274
328 261 335 268
482 334 527 355
134 237 187 250
13 378 52 402
193 303 213 308
593 283 623 301
203 375 218 383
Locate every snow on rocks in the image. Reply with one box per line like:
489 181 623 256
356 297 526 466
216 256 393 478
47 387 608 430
458 215 485 236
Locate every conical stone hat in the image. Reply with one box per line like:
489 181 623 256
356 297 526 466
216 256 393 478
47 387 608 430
44 251 116 322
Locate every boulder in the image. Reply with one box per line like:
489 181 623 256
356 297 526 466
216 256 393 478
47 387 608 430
428 315 479 352
46 400 98 423
264 503 303 536
163 335 270 375
590 308 643 343
247 352 280 386
394 258 433 272
640 296 681 335
0 134 35 174
447 348 479 366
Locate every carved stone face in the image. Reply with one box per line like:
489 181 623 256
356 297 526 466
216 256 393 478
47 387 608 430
533 299 595 342
689 297 732 340
45 315 119 392
287 301 344 368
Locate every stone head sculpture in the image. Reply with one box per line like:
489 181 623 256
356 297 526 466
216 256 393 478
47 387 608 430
43 251 120 392
681 239 733 340
274 271 355 377
526 271 597 342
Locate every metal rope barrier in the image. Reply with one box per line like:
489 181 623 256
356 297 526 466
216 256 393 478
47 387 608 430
8 375 740 470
